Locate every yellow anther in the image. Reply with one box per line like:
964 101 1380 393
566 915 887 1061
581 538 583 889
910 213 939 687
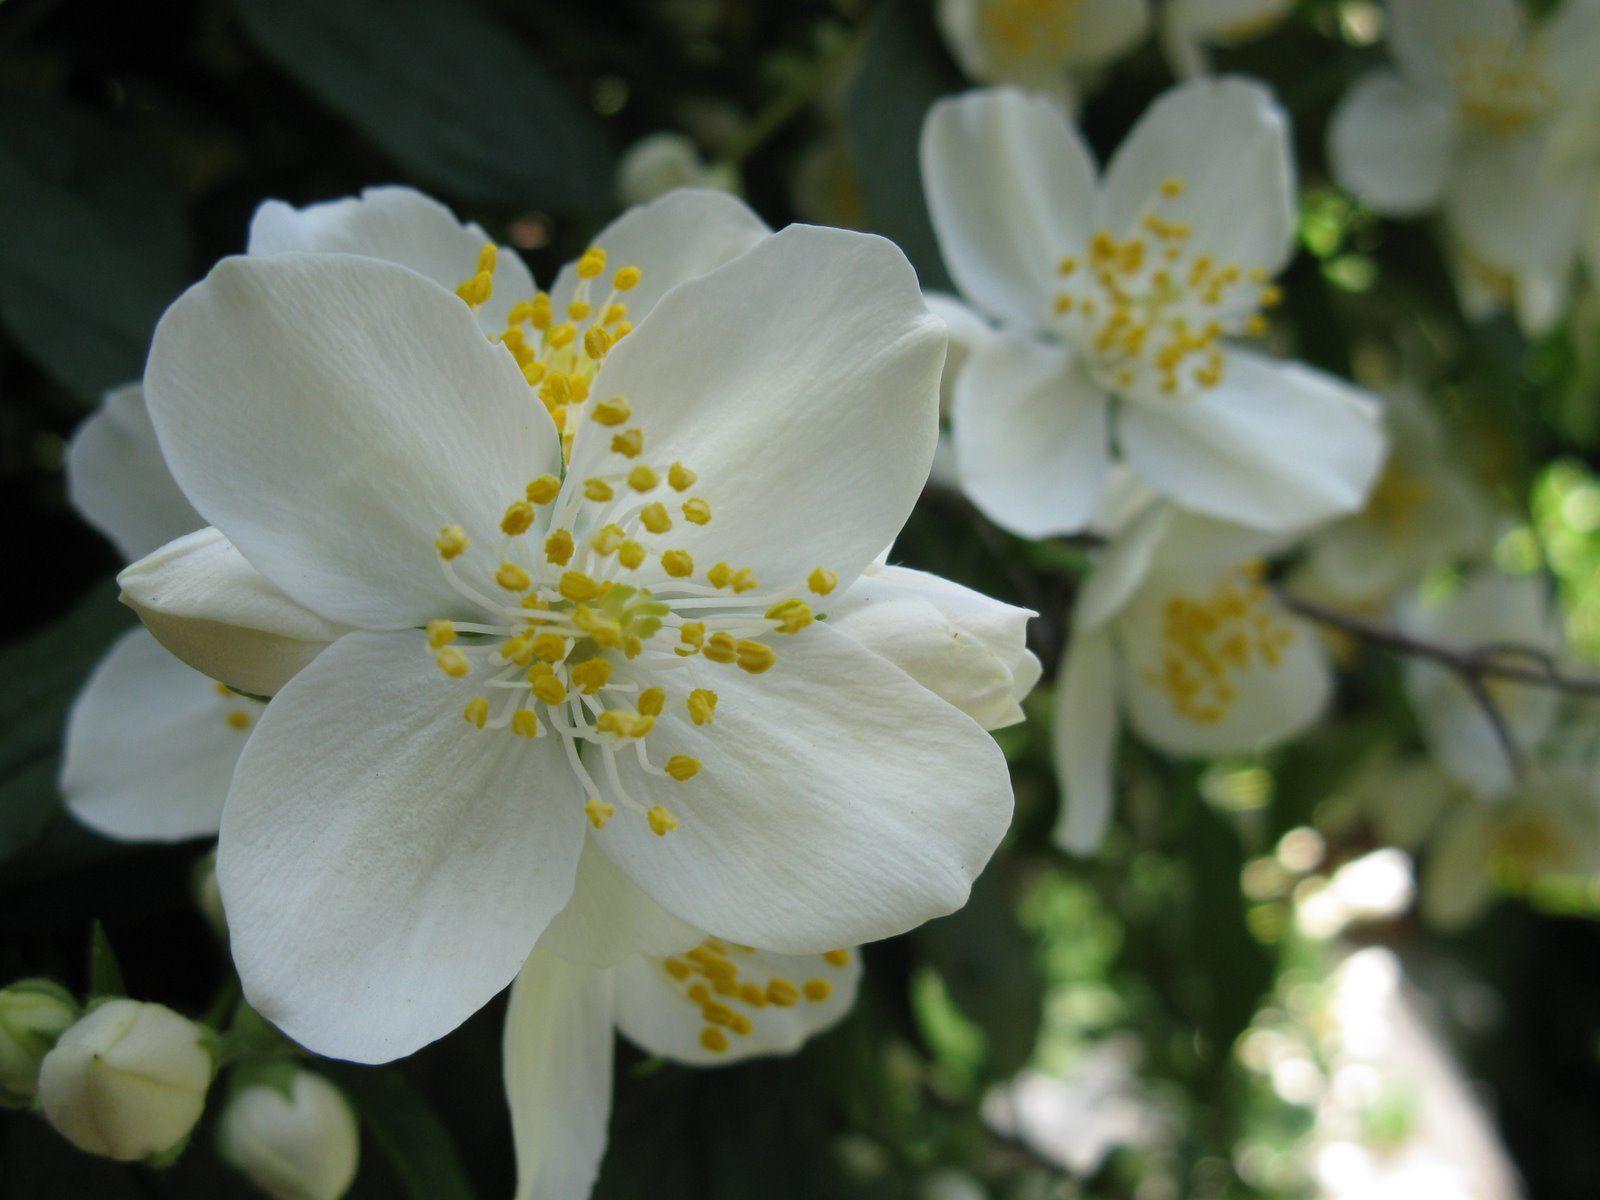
802 978 832 1002
1259 284 1283 307
548 323 577 350
729 568 759 594
530 672 568 705
567 300 593 322
681 498 711 525
584 797 615 829
739 983 768 1007
464 697 490 728
506 300 534 326
501 636 534 666
639 502 671 534
574 606 623 647
666 755 701 781
766 978 799 1007
475 243 498 276
526 475 561 505
1160 176 1187 198
435 525 469 560
512 709 541 738
611 428 644 458
221 710 251 731
765 598 813 633
702 1000 736 1026
735 640 776 674
823 949 851 967
570 658 612 694
426 619 456 648
628 464 660 493
667 462 697 492
635 687 664 717
703 632 737 664
687 983 711 1004
648 805 679 836
501 500 536 536
679 622 706 650
1243 314 1268 338
602 302 628 325
559 570 604 601
531 632 567 662
618 540 646 569
593 396 631 426
583 326 612 360
623 634 643 658
1054 294 1075 315
700 1026 728 1053
545 528 575 566
687 688 717 725
807 566 839 597
707 562 733 589
436 648 470 678
1057 255 1079 276
613 265 642 291
583 477 614 502
661 549 694 578
728 1013 753 1036
664 958 691 981
496 562 532 591
577 247 607 279
215 682 234 697
529 293 553 329
590 524 627 556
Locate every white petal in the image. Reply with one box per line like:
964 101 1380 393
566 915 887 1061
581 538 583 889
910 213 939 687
827 564 1039 730
119 528 350 697
920 88 1100 331
1050 630 1121 855
504 951 615 1200
247 185 538 334
614 944 862 1066
219 631 585 1063
1328 72 1457 215
597 624 1013 955
144 253 564 629
1388 0 1523 93
1117 569 1332 756
1420 804 1497 930
568 225 944 594
66 384 201 562
1098 77 1296 275
536 835 701 968
549 189 771 329
1074 500 1171 632
60 629 255 842
1119 350 1386 534
951 333 1111 537
925 291 997 416
1445 130 1589 278
1067 0 1154 66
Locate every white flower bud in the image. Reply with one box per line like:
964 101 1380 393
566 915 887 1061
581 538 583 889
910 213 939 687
39 999 214 1161
219 1068 360 1200
0 980 79 1105
617 133 730 207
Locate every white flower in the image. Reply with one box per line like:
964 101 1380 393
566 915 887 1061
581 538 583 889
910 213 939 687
505 915 862 1200
1399 570 1563 799
38 999 214 1162
1422 769 1600 930
218 1068 360 1200
0 980 78 1105
59 385 268 843
126 186 1016 1064
616 133 737 208
1328 0 1600 333
1296 389 1494 610
1052 502 1331 853
935 0 1151 107
1160 0 1291 79
921 79 1386 539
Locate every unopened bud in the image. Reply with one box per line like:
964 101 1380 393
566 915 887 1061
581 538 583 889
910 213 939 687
0 980 78 1105
219 1067 360 1200
39 999 214 1161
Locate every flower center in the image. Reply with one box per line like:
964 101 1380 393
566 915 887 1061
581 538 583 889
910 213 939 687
659 939 850 1054
214 681 257 732
1359 463 1431 535
1144 561 1294 724
1490 812 1569 883
982 0 1085 60
427 244 841 838
1049 176 1281 399
1449 32 1551 133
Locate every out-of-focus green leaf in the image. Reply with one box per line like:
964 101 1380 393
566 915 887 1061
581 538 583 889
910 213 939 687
0 584 133 867
846 0 958 291
325 1065 479 1200
0 93 190 401
87 919 126 999
228 0 613 215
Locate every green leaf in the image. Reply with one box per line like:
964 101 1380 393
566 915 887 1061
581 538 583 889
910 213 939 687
0 583 134 868
325 1064 479 1200
88 920 127 999
0 92 190 401
845 0 959 291
229 0 613 215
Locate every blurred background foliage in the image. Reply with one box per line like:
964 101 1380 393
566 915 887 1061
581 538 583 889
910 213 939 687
2 0 1599 1196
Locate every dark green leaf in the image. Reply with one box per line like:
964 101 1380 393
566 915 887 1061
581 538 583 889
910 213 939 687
88 919 126 998
325 1064 479 1200
0 92 190 401
845 0 958 291
229 0 613 215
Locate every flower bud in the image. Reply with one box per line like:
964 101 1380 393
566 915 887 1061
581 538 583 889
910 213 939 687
218 1067 360 1200
617 133 735 207
39 999 214 1161
0 980 79 1105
